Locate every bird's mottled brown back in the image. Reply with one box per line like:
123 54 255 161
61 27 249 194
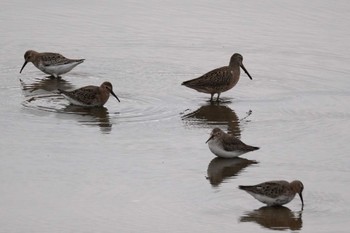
241 181 289 198
221 133 248 151
183 66 235 92
63 86 98 105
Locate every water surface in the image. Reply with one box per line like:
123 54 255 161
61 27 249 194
1 0 350 232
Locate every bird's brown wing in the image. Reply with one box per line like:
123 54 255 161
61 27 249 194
241 181 288 198
221 134 247 151
60 86 98 105
40 53 84 66
182 66 232 88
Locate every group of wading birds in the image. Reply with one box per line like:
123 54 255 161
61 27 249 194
19 50 304 209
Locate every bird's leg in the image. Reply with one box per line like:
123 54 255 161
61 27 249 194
216 93 221 102
210 93 214 102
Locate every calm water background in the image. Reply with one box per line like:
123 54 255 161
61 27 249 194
1 0 350 232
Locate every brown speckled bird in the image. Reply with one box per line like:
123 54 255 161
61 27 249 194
239 180 304 207
182 53 252 101
58 81 120 107
20 50 84 78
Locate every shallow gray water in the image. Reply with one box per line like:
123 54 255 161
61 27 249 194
1 0 350 232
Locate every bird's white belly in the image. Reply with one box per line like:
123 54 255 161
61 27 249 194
61 94 96 107
39 62 81 76
249 193 295 206
208 141 245 158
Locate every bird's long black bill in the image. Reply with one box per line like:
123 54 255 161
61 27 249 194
110 90 120 102
240 64 252 80
20 61 28 73
299 192 304 207
205 135 214 143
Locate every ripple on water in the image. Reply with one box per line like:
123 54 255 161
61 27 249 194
21 93 113 133
112 94 179 124
21 82 180 128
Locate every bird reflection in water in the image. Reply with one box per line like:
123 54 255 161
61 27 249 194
182 102 252 137
20 78 113 133
61 105 113 133
206 157 258 186
20 77 73 97
240 206 303 231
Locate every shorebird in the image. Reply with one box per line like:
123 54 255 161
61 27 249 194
206 128 259 158
239 180 304 207
182 53 252 101
58 81 120 107
20 50 84 78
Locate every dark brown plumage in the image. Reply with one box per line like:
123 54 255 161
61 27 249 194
182 53 252 101
239 180 304 207
58 81 120 107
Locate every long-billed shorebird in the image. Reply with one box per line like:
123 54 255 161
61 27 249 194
58 81 120 107
182 53 252 101
206 128 259 158
239 180 304 207
20 50 84 78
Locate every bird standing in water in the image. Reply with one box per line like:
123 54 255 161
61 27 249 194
58 81 120 107
182 53 253 102
206 128 259 158
239 180 304 207
20 50 84 78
